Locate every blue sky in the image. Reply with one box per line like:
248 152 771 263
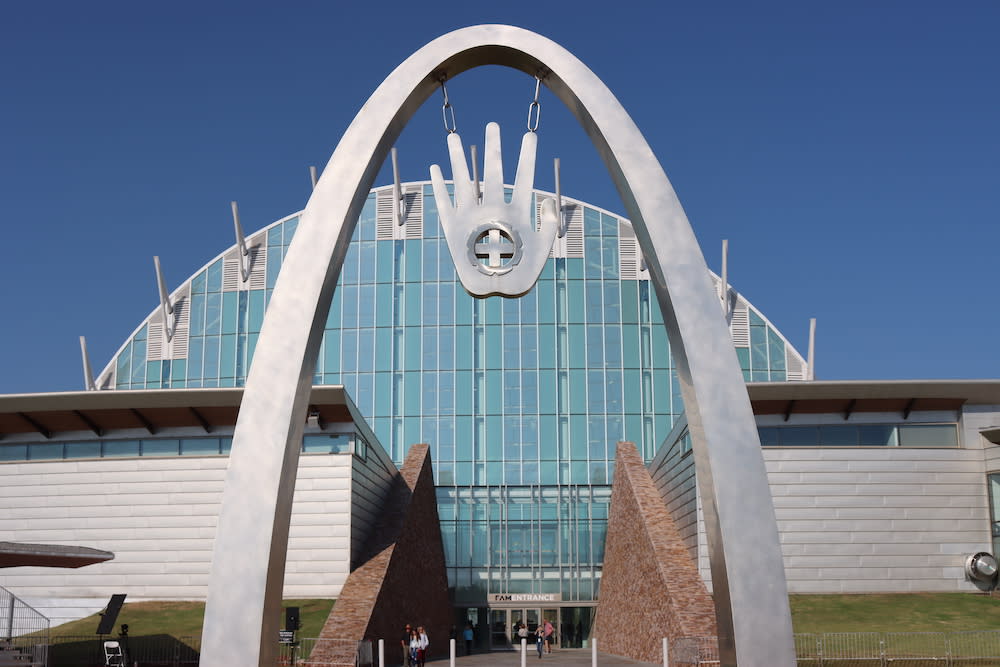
1 1 997 394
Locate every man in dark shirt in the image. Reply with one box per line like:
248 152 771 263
401 623 412 667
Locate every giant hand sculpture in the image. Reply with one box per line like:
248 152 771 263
431 122 558 297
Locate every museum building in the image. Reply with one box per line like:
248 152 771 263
2 182 999 646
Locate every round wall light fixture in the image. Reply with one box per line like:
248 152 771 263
965 552 998 582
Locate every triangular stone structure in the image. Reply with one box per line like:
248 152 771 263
307 444 451 666
594 441 718 663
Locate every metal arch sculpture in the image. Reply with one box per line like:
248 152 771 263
199 25 794 667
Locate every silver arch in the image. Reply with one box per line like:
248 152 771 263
199 25 794 667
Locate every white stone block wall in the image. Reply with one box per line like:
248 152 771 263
0 452 370 626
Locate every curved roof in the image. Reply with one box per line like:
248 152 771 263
96 181 808 390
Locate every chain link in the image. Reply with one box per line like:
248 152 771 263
526 76 541 132
440 78 457 134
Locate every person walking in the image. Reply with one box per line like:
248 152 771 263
416 625 429 667
463 622 474 655
535 623 544 658
543 618 554 653
400 623 412 667
409 629 421 667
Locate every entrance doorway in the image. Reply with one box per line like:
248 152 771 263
484 607 593 650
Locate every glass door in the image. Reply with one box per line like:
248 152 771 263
490 609 509 649
542 608 559 649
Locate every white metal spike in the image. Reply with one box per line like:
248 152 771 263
720 239 729 314
807 317 817 380
470 145 482 203
79 335 96 391
391 148 405 226
555 157 567 238
153 255 174 340
309 166 318 190
232 201 250 282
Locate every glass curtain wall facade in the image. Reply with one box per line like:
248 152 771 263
101 182 800 608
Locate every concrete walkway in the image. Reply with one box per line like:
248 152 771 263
424 648 661 666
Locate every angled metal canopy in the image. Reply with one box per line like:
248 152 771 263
199 25 794 667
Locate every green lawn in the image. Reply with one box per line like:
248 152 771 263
50 598 334 643
790 593 1000 634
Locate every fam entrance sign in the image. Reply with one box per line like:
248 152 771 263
199 25 795 667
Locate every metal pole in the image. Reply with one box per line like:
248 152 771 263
592 637 597 667
521 638 527 667
450 638 455 667
663 637 669 667
378 639 384 667
5 593 13 641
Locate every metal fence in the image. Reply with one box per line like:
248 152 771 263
282 638 372 666
1 585 49 666
47 634 200 666
675 631 1000 666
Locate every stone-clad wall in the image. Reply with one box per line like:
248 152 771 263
594 442 717 663
311 444 451 664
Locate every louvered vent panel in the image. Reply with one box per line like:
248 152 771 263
730 305 750 347
170 296 189 359
786 353 805 381
223 258 241 291
564 205 583 258
147 323 163 360
376 189 395 239
248 245 266 290
620 238 639 280
403 187 423 238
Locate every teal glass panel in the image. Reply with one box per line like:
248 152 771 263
203 336 220 380
145 361 161 389
858 425 896 447
357 328 374 372
374 328 391 372
375 284 392 327
283 216 298 242
819 425 859 446
768 328 786 371
220 335 236 378
486 415 503 461
455 371 473 415
266 243 282 289
486 370 503 414
423 237 438 281
404 327 421 371
222 291 238 334
750 324 767 370
342 330 358 372
170 359 187 383
326 287 342 328
65 442 101 459
405 285 422 327
568 325 586 369
267 225 282 246
358 285 375 328
359 241 377 284
103 440 140 457
898 424 958 447
404 373 421 416
376 240 394 283
602 238 619 279
735 347 751 372
191 270 207 294
651 325 670 369
189 293 205 336
584 238 602 278
181 438 221 455
584 207 601 237
374 372 391 417
207 260 223 293
130 340 146 386
454 287 474 326
205 293 222 335
569 369 587 414
749 309 765 326
485 296 501 325
142 439 179 456
567 257 584 280
248 290 265 333
29 443 63 460
535 279 555 324
622 324 639 368
404 239 422 282
537 324 555 369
